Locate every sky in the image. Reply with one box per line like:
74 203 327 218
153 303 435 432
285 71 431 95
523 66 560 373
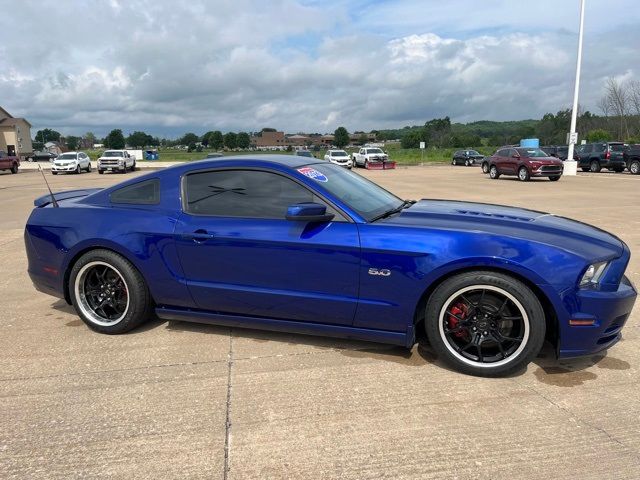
1 0 639 138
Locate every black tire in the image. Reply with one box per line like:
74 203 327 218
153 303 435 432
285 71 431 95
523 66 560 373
131 161 136 172
549 176 561 181
452 159 456 165
581 167 590 172
630 160 640 175
590 159 601 173
424 271 546 377
10 164 18 174
482 162 490 174
75 165 81 174
98 169 104 174
489 165 500 179
69 249 153 334
464 159 471 167
86 163 92 173
518 166 530 182
51 171 58 175
364 159 369 169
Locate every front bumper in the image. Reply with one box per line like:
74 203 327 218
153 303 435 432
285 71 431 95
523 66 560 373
98 163 125 171
330 159 353 168
558 276 637 357
51 164 78 172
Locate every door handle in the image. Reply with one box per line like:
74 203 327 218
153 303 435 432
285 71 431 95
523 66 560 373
182 229 215 243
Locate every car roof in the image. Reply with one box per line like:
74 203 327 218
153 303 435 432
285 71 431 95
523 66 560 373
170 154 322 172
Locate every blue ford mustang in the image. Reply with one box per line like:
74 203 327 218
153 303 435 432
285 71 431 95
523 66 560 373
25 155 636 376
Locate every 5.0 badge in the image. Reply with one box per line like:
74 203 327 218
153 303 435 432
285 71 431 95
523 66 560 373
368 268 391 277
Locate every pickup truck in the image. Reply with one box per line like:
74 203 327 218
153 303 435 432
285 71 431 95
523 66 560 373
97 150 136 174
0 150 19 174
351 147 396 169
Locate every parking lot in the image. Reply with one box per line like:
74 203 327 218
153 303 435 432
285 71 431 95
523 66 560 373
1 165 639 479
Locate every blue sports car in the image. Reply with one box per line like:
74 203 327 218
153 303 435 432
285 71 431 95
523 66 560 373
25 155 636 376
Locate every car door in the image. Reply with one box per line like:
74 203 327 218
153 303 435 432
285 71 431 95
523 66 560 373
174 168 361 326
493 149 508 173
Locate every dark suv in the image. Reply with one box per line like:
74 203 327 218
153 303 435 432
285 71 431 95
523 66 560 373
541 145 569 160
575 142 626 172
452 149 483 166
624 144 640 175
485 147 563 181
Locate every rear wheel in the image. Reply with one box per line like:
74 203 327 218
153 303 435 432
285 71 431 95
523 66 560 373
482 162 490 174
590 159 601 173
69 249 152 334
489 165 500 179
630 160 640 175
465 159 471 166
424 271 546 377
452 159 456 165
518 166 530 182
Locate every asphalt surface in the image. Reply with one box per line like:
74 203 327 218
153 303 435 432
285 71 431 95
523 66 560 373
1 164 639 479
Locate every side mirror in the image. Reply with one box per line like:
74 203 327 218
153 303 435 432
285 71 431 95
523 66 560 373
285 202 334 222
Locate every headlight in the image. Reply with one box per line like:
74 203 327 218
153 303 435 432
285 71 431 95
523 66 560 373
580 261 608 287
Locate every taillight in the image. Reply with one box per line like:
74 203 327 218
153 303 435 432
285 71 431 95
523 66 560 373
605 151 611 159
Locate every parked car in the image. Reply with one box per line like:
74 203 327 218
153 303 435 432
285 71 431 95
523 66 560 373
51 152 92 175
206 152 223 158
540 145 569 160
452 149 483 166
324 149 352 168
0 150 20 174
352 147 392 168
623 144 640 175
485 147 563 181
25 155 636 377
97 150 136 174
295 150 315 158
29 151 57 162
575 142 626 172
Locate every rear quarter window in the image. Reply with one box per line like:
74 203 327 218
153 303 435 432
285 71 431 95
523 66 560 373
110 179 160 204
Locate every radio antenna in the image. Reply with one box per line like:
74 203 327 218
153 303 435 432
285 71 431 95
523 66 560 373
38 164 59 208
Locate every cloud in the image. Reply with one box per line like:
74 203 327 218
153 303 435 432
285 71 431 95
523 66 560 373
0 0 638 137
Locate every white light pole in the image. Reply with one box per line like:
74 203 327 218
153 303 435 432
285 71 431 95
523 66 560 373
565 0 586 176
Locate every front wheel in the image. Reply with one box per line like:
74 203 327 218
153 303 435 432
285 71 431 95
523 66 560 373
518 166 530 182
424 271 546 377
98 169 104 174
69 249 152 334
76 165 82 174
549 175 561 181
489 165 500 179
630 160 640 175
131 161 136 171
86 163 92 172
10 164 18 174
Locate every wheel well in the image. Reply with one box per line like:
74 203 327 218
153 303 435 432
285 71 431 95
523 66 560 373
62 246 146 305
413 266 558 349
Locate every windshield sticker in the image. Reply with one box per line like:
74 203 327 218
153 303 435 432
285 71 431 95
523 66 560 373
297 167 328 182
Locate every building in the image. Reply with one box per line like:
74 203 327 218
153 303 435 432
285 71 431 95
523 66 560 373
0 106 32 159
251 130 286 149
285 134 310 147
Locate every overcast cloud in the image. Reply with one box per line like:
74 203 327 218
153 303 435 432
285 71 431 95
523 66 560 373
1 0 638 137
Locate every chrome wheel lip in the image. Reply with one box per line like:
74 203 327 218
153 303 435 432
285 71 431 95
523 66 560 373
74 261 130 327
438 285 530 368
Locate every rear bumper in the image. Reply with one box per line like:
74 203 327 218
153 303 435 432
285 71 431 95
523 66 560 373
605 159 626 169
558 276 637 358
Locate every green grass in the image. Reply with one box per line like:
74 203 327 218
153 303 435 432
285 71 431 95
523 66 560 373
86 146 495 165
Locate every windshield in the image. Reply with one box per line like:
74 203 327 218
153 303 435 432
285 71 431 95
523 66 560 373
57 153 77 160
103 151 124 157
366 148 383 154
303 163 402 221
331 151 348 157
466 150 480 155
516 148 548 158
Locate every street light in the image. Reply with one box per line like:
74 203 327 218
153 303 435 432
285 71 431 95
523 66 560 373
565 0 586 176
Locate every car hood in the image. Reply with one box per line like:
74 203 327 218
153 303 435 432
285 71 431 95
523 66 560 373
385 199 623 258
53 159 77 164
525 156 562 164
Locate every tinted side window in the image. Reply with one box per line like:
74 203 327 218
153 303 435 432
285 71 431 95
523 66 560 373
111 179 160 204
496 149 508 156
582 145 593 153
185 170 317 218
594 144 605 153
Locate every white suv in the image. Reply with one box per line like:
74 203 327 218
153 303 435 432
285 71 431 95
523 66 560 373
324 149 353 169
51 152 92 175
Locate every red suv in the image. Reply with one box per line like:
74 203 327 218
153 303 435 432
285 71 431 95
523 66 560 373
485 147 563 182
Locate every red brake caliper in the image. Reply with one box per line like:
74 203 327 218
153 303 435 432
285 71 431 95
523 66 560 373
448 302 469 338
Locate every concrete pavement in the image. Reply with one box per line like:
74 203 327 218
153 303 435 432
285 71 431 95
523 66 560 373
1 165 638 479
